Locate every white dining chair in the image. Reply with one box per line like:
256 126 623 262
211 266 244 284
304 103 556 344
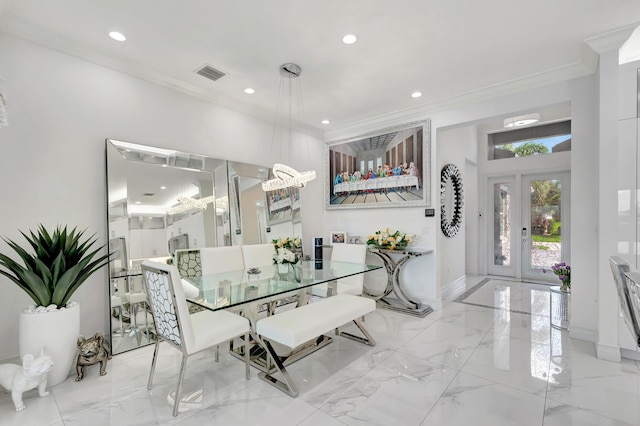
609 256 640 345
624 271 640 347
141 261 251 417
198 246 246 323
200 246 245 274
175 248 202 278
312 244 368 297
241 243 276 268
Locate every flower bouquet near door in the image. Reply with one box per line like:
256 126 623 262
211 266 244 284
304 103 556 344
543 262 571 290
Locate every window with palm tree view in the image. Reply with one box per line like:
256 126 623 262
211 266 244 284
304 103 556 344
488 120 571 161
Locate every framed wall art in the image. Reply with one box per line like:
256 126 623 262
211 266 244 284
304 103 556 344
325 120 431 210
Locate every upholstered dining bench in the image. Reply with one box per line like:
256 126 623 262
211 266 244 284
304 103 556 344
255 293 376 396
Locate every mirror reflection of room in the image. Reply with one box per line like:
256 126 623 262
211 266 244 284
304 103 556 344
106 140 301 354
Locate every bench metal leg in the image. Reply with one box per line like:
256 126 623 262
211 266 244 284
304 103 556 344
339 318 376 346
257 338 299 397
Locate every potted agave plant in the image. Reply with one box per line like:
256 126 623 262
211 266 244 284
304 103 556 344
0 225 111 386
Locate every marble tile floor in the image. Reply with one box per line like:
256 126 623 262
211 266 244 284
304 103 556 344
2 276 640 425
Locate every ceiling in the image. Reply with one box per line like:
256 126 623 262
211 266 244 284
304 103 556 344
2 0 640 133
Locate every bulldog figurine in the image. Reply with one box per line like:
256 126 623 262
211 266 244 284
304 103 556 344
75 332 112 381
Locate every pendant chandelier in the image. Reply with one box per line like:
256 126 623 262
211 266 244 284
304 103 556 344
261 63 316 192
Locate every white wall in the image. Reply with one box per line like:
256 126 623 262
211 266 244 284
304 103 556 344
326 73 599 337
0 34 325 361
436 125 478 286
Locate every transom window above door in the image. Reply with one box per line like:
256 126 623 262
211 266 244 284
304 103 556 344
488 120 571 161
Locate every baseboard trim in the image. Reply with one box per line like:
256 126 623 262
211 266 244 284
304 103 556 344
441 275 467 305
596 342 621 362
568 326 595 342
621 348 640 361
424 297 443 311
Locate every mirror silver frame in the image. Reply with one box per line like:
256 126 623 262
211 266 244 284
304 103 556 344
105 139 303 354
324 119 431 210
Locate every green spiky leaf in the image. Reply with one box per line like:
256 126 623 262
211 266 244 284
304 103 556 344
0 225 111 308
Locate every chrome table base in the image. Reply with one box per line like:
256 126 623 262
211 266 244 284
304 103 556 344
376 295 434 317
365 247 434 317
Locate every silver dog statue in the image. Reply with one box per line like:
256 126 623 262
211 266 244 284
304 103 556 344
75 332 112 381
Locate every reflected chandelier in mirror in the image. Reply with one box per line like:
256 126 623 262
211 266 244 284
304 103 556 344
105 139 303 355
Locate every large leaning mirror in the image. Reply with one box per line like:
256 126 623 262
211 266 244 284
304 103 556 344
106 139 229 353
106 140 303 354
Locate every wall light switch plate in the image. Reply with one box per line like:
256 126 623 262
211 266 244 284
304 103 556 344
425 208 435 217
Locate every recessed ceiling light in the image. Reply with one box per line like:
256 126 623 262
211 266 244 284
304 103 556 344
411 91 422 98
160 186 166 190
342 34 357 45
109 31 126 42
503 113 540 128
244 88 255 94
321 119 331 125
135 201 141 204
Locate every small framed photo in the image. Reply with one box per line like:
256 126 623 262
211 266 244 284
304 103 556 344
330 231 346 244
348 236 361 244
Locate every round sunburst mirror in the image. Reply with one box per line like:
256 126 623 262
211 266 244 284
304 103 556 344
440 163 464 237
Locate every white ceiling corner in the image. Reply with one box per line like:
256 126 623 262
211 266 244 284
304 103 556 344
2 1 640 139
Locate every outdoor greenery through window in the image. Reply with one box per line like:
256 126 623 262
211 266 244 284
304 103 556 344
488 120 571 160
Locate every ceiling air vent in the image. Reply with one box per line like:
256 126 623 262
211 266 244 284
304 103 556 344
196 64 226 82
142 193 155 197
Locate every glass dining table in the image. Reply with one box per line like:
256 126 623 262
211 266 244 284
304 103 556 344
183 259 382 372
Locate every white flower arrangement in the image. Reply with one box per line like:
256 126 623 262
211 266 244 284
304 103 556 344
366 228 412 250
274 247 298 265
272 236 302 264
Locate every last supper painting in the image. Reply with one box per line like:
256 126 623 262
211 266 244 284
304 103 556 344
326 120 430 210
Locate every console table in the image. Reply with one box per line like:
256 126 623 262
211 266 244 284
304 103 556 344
365 247 434 317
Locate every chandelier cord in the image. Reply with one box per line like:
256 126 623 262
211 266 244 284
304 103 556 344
294 77 313 173
268 76 286 167
262 63 316 192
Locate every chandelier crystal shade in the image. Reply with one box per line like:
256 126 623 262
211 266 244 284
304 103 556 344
261 63 316 192
166 195 228 215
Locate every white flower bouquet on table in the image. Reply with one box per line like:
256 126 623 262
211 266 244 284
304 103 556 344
272 236 302 264
366 228 412 250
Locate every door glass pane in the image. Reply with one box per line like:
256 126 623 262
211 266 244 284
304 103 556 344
493 183 511 266
530 179 561 269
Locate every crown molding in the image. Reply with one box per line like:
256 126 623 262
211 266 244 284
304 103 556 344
324 25 640 142
0 16 325 140
324 60 593 142
585 23 638 54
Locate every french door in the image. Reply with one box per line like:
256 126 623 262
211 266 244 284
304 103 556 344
488 172 570 281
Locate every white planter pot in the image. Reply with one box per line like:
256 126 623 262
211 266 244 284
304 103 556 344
19 302 80 387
